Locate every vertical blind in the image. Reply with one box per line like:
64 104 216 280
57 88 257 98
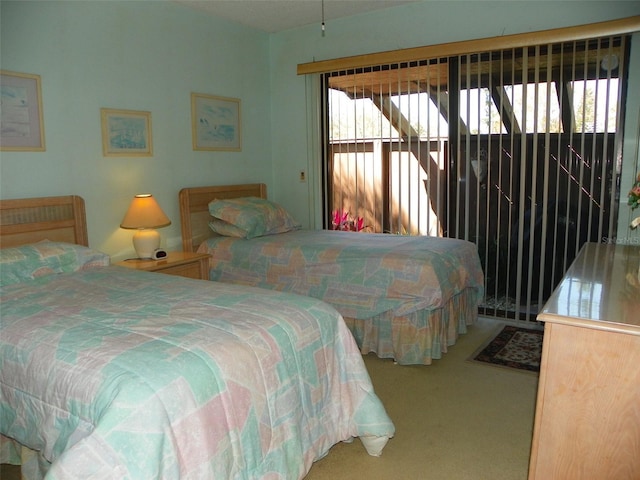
321 35 628 323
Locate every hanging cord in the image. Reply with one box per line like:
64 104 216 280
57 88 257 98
321 0 325 36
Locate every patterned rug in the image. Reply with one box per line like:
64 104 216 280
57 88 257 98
469 325 544 373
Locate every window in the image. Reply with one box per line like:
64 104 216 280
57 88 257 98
329 89 399 141
571 78 619 133
390 93 449 139
503 83 562 133
460 87 507 134
321 35 629 322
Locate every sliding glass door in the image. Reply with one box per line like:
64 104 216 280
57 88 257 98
322 35 628 322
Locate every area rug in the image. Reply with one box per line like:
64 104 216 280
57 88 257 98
469 325 543 373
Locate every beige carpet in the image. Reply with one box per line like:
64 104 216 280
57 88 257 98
304 317 539 480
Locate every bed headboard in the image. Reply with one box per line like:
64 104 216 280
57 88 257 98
0 195 88 248
179 183 267 252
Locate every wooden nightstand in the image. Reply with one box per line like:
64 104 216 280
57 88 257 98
116 251 211 280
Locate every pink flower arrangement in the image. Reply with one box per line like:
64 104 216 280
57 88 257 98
629 172 640 210
629 172 640 229
331 209 365 232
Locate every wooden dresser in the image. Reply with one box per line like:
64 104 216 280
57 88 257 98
528 242 640 480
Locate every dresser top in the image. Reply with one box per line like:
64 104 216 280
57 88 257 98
538 242 640 335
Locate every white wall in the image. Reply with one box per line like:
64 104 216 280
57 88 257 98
1 0 273 259
269 1 640 242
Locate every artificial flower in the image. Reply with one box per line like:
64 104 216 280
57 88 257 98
331 209 365 232
628 172 640 230
629 172 640 210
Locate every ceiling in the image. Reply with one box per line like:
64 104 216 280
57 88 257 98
173 0 418 33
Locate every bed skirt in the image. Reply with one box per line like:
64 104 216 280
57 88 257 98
342 288 479 365
0 435 44 480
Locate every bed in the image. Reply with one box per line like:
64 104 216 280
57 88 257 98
179 184 485 366
0 195 394 479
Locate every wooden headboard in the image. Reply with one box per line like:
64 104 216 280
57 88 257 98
0 195 88 248
179 183 267 252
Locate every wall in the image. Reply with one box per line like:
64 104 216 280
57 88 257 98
269 1 640 243
2 1 640 258
0 0 273 259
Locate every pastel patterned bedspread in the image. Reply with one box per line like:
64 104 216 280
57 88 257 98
197 230 485 319
0 267 394 479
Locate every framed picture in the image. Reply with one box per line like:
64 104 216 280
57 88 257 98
1 70 46 151
101 108 152 157
191 93 241 151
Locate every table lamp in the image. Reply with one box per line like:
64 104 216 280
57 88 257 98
120 194 171 259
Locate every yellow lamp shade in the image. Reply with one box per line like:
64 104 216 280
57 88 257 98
120 194 171 258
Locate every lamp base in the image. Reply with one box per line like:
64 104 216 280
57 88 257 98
132 229 161 259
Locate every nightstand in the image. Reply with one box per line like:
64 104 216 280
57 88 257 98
116 251 211 280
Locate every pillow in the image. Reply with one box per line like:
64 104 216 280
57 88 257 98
0 241 110 287
208 197 301 239
208 218 249 238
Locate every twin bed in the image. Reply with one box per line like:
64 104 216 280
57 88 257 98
179 184 485 366
0 195 394 479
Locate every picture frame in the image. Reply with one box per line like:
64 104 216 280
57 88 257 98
1 70 46 151
191 93 241 151
101 108 152 157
